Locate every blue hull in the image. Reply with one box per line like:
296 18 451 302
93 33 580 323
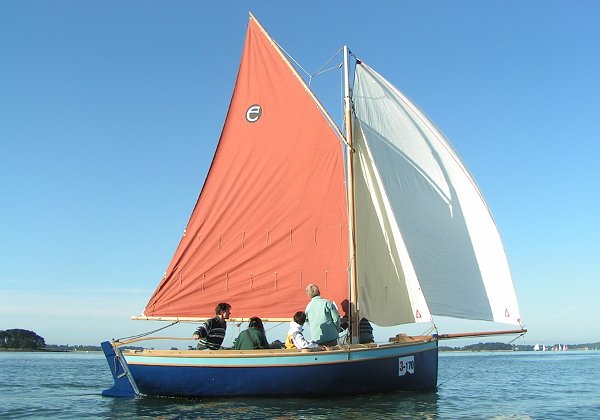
102 340 438 397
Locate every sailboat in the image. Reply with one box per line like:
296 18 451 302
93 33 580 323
101 14 525 397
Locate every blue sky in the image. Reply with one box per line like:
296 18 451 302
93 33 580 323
1 1 598 347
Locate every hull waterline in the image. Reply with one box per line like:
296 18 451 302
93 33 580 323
101 339 438 397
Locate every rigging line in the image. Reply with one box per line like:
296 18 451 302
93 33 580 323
235 321 286 335
317 48 344 129
115 321 180 342
437 332 527 388
274 40 312 80
420 325 437 336
311 64 343 80
265 321 286 333
274 42 349 149
273 40 342 85
309 47 344 84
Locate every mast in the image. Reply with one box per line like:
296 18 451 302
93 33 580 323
343 46 359 344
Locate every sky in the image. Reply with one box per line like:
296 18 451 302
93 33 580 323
1 1 598 348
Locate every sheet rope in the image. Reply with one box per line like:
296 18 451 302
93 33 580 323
437 331 527 388
114 321 180 342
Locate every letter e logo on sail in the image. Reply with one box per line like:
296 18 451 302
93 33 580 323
398 356 415 376
246 104 262 123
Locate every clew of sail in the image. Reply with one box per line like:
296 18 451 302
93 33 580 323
352 62 521 327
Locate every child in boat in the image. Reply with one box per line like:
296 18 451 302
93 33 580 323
285 311 321 349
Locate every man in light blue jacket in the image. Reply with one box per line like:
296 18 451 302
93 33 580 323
304 283 340 346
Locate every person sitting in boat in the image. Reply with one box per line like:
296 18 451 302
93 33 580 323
285 311 321 350
339 299 374 344
304 283 340 346
192 302 231 350
233 316 270 350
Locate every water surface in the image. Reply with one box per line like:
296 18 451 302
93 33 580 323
1 350 598 419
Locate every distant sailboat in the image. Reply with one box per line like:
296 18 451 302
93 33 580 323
533 344 540 351
101 13 525 398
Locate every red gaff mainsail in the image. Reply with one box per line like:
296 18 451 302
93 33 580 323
144 18 348 320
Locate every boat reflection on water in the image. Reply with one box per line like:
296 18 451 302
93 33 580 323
105 391 440 419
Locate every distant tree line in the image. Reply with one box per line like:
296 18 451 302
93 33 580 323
0 329 45 350
45 344 103 352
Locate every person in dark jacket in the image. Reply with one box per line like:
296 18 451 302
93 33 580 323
193 303 231 350
339 299 374 344
233 316 270 350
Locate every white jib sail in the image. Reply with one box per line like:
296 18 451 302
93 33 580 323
353 115 432 326
352 62 521 326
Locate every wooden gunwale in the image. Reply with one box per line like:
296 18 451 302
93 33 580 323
120 336 434 359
